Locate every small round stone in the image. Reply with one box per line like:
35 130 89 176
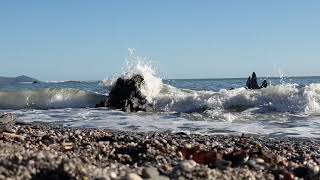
142 167 159 178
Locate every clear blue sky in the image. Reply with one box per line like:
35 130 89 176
1 1 319 80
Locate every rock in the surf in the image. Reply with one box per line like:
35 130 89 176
250 72 260 89
104 75 152 112
246 72 268 89
0 113 16 133
261 80 268 88
246 76 252 89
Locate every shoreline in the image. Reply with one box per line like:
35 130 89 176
0 122 319 179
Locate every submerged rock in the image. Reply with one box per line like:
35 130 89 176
98 75 152 112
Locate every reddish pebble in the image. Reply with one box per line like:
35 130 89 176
283 171 295 180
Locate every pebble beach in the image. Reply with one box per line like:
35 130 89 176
0 122 319 180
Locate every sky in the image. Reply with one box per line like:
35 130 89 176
1 0 320 81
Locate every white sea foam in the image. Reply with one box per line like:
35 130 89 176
304 83 320 113
5 108 319 138
151 83 320 122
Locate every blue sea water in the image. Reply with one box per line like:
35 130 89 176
1 75 320 138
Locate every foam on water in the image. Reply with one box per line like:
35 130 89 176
3 108 319 138
304 83 320 113
151 83 320 116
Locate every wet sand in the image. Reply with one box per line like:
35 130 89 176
0 122 319 180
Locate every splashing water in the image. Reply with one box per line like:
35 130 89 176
103 48 163 102
1 53 320 137
304 83 320 113
100 51 320 119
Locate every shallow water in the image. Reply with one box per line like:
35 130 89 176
1 76 320 138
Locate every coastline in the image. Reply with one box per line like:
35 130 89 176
0 122 319 180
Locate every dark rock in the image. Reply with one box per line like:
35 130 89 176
245 72 268 89
31 167 71 180
175 132 188 136
213 159 231 170
41 135 56 145
246 76 252 89
251 72 260 89
283 171 295 180
292 166 314 179
97 135 116 142
261 80 268 88
224 150 249 166
98 75 152 112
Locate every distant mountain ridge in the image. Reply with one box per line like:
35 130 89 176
0 75 39 84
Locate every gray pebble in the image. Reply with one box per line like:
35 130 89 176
142 167 159 178
125 173 143 180
179 160 197 172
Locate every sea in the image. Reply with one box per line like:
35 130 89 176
1 60 320 138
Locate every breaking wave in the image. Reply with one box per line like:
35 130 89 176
99 49 320 120
0 88 106 109
2 50 320 123
153 83 320 115
3 82 320 117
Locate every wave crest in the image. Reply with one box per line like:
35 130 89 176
153 83 320 115
0 88 106 109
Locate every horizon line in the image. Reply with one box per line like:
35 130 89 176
3 74 320 82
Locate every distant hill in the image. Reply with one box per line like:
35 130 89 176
0 75 39 84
